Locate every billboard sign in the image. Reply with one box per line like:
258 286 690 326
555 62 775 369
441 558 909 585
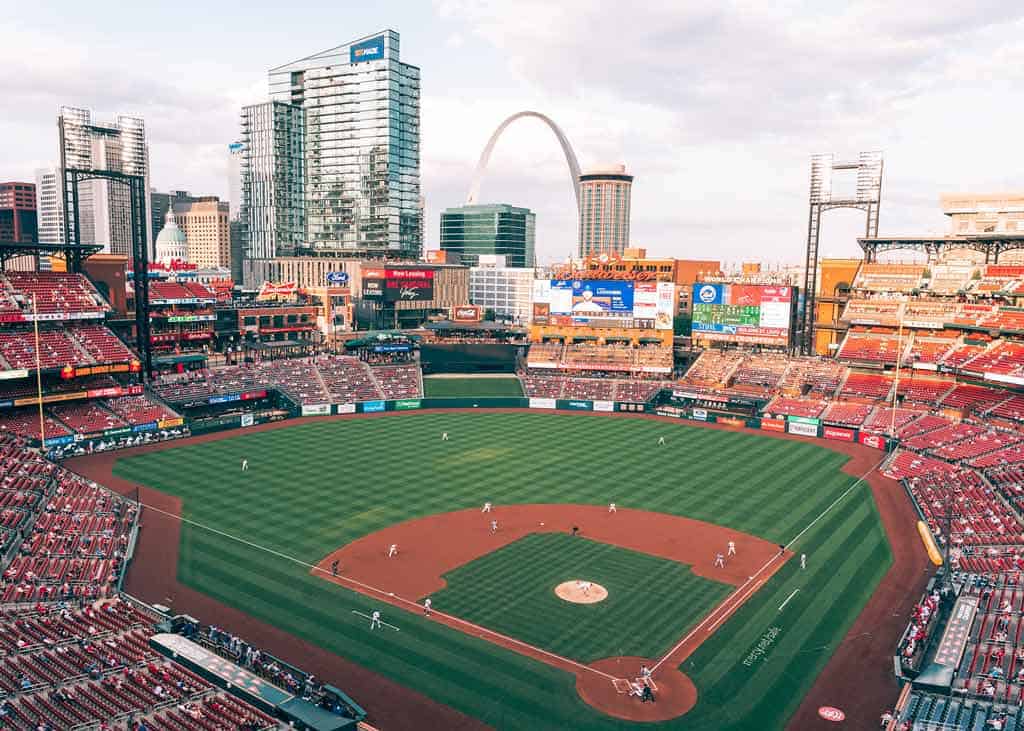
336 403 356 414
761 417 786 432
860 433 886 450
326 271 349 285
692 408 708 421
363 268 435 302
529 397 557 409
787 421 819 437
394 399 421 410
362 400 386 413
593 400 614 412
452 305 483 322
301 404 331 416
692 283 794 346
350 35 385 63
823 426 855 441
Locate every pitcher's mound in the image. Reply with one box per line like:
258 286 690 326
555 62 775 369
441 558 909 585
555 580 608 604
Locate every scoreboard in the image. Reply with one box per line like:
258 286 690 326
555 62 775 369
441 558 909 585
691 283 795 346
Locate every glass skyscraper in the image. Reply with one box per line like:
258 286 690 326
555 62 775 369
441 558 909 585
266 29 421 259
440 204 536 268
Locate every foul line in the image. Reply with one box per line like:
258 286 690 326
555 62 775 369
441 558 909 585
778 589 800 612
134 501 619 683
649 452 888 674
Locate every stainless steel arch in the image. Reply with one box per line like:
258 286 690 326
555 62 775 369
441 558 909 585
466 111 582 205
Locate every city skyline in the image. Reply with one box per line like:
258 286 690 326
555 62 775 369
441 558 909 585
4 2 1024 265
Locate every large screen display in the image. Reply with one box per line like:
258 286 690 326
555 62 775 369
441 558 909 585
691 283 794 346
362 268 435 302
533 279 674 329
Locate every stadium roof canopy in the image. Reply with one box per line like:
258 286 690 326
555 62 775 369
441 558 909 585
0 242 103 268
344 330 421 348
424 320 526 333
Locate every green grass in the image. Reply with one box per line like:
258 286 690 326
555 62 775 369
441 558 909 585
112 412 891 730
422 375 524 397
434 533 731 662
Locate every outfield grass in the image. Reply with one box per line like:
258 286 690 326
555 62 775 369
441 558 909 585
112 412 891 730
434 533 732 662
422 375 524 398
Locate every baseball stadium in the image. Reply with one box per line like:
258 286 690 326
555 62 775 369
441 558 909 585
4 186 1024 731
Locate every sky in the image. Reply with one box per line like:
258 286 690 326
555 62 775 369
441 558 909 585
4 1 1024 266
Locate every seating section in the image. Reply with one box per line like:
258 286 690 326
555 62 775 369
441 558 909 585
3 272 109 318
148 281 215 302
317 356 384 403
729 353 790 393
253 360 329 405
882 450 959 480
104 395 177 426
928 263 976 294
905 333 959 367
899 690 1019 728
0 325 133 372
941 384 1011 412
821 402 873 427
520 375 563 399
853 263 926 293
680 350 744 387
372 364 421 399
68 325 135 364
840 372 893 400
0 409 72 442
861 407 924 434
50 402 126 433
837 330 902 365
777 358 845 396
763 397 826 419
901 422 988 453
563 377 615 401
896 377 954 404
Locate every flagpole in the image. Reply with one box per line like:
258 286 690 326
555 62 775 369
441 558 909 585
32 295 45 447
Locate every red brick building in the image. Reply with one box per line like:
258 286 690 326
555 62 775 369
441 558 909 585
0 182 38 243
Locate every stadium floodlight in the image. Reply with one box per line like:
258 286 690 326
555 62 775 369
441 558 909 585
799 151 884 355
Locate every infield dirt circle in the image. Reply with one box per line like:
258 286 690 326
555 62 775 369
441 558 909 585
555 580 608 604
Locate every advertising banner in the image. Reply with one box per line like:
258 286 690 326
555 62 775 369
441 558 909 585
760 417 786 432
548 279 635 326
592 400 614 412
529 397 557 410
787 421 819 437
241 390 268 401
0 400 12 409
859 433 887 450
362 400 386 413
692 408 708 421
564 400 592 411
350 35 385 63
823 426 855 442
157 417 185 429
788 415 821 425
394 399 421 410
531 302 550 325
0 369 29 380
335 403 356 414
326 271 349 285
133 422 158 433
452 305 483 322
386 269 434 302
301 404 331 416
241 413 255 427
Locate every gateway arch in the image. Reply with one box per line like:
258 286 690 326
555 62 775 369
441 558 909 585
466 111 582 205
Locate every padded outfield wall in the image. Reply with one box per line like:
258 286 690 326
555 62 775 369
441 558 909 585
419 343 522 374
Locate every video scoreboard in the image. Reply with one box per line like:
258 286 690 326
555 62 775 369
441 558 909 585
691 283 795 346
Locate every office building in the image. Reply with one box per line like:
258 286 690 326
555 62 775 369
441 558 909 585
469 255 538 324
228 141 244 222
240 100 305 281
441 203 535 268
941 192 1024 235
0 182 38 243
266 29 421 258
578 164 633 257
150 190 195 243
57 106 152 257
35 169 65 246
175 197 231 269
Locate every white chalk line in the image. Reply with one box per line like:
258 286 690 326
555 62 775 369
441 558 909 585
778 589 800 612
649 452 887 674
134 501 619 683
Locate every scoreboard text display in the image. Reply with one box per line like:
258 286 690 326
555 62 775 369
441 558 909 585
691 283 794 346
362 268 435 302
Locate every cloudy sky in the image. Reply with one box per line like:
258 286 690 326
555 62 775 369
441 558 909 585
4 1 1023 265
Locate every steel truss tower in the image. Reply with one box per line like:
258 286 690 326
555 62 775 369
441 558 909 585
799 151 883 355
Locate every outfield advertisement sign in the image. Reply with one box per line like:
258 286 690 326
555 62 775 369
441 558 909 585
564 400 592 411
529 397 557 410
362 400 386 413
240 413 255 427
787 415 821 425
394 399 421 410
301 404 331 416
691 408 708 421
823 426 855 441
787 421 819 437
859 433 887 450
335 403 356 414
761 417 786 432
593 400 614 412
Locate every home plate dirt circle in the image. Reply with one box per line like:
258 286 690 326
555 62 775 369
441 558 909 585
555 580 608 604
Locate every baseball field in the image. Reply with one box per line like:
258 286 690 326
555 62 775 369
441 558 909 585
106 412 892 730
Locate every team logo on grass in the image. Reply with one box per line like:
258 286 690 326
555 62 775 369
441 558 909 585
817 706 845 722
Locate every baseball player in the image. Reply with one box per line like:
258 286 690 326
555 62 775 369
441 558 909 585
441 432 449 441
388 543 398 558
727 541 736 556
714 553 725 568
330 560 339 576
241 458 248 471
423 598 432 616
657 436 666 446
800 553 806 570
482 502 492 513
370 610 382 630
582 581 592 595
608 502 617 513
490 519 498 533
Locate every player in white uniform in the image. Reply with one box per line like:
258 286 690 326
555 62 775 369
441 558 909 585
608 503 617 513
388 544 398 558
800 553 807 569
241 459 248 471
728 541 736 556
482 502 492 513
441 432 449 441
370 611 382 630
714 553 725 568
490 519 498 533
423 598 432 616
658 436 666 446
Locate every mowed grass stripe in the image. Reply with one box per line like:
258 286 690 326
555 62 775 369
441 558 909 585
113 412 888 730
